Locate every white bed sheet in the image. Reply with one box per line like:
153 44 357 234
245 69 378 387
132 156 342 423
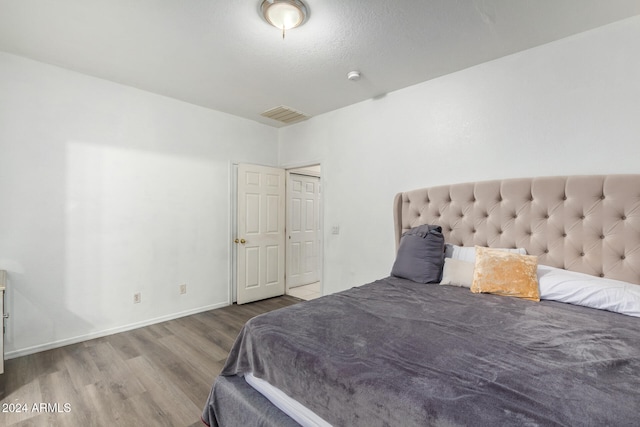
244 372 332 427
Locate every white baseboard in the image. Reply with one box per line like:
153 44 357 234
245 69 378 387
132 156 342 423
4 301 230 360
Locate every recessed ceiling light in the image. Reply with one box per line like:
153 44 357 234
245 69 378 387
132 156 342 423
260 0 308 39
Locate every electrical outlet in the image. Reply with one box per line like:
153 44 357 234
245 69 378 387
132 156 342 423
133 292 141 304
179 284 187 295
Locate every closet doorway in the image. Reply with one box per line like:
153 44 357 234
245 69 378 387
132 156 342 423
285 165 322 300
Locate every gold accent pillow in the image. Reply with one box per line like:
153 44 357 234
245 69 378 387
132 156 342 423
471 246 540 301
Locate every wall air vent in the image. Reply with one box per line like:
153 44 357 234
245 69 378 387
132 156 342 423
261 105 310 124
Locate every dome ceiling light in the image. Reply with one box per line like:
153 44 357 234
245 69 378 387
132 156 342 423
260 0 308 39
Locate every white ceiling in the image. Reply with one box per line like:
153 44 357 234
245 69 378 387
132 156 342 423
2 0 640 127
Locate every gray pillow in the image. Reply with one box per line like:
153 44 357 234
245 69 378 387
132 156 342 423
391 224 445 283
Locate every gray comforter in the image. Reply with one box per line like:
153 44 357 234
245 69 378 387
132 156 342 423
211 277 640 426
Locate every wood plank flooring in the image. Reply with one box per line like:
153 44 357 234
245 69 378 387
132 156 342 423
0 296 300 427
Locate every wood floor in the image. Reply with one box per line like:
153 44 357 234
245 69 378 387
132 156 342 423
0 296 300 427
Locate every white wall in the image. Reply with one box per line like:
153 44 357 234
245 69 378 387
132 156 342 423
0 53 278 357
279 16 640 295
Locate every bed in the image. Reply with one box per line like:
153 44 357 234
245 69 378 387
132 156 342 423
202 174 640 426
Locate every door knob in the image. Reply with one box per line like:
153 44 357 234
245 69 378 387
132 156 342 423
234 238 246 244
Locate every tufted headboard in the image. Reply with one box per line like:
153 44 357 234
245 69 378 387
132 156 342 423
394 175 640 285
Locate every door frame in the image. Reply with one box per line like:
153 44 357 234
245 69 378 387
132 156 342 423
229 162 324 303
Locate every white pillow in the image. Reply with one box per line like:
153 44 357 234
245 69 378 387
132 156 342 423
538 265 640 317
439 258 474 288
445 244 527 263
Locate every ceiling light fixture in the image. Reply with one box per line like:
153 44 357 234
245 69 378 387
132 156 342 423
260 0 308 39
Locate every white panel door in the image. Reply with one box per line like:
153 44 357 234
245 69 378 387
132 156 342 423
287 174 320 288
237 164 286 304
